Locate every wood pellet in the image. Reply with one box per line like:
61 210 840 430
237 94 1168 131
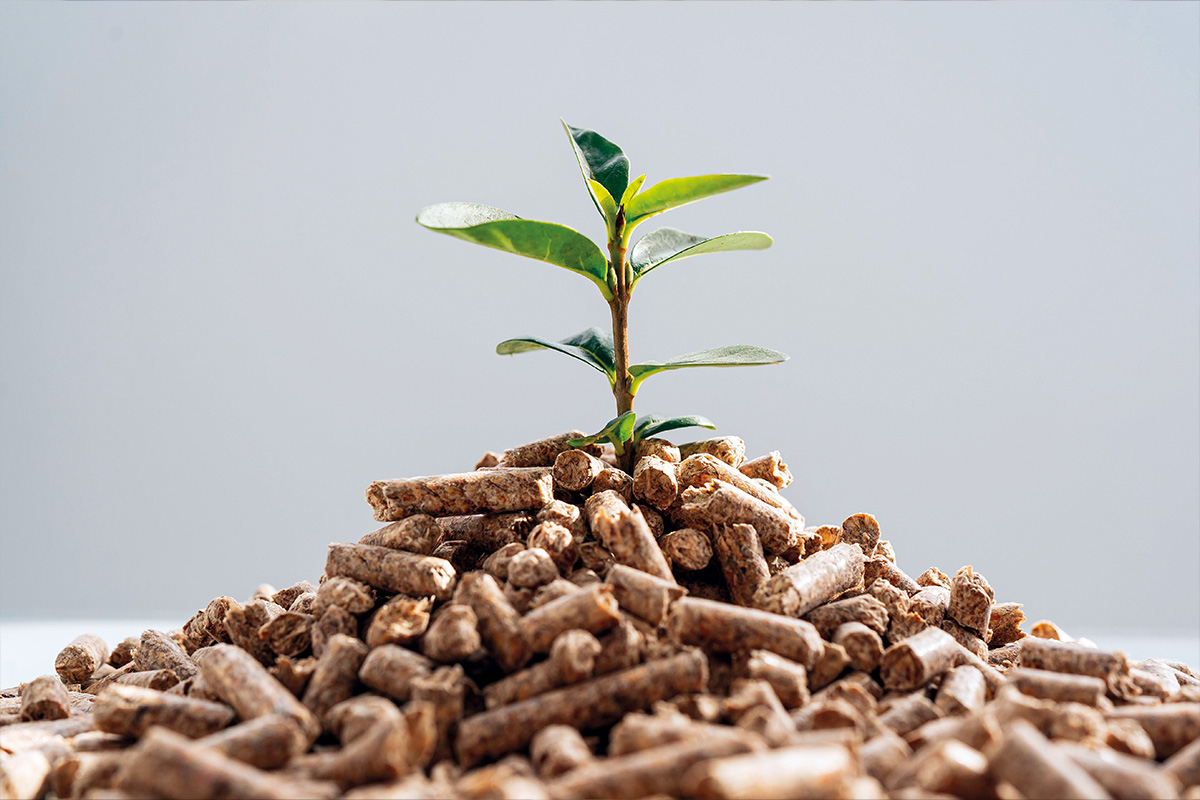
4 432 1195 800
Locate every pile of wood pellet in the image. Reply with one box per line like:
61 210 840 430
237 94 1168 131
2 430 1198 800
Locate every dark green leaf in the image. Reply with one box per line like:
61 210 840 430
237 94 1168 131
628 345 789 394
495 328 616 384
416 202 612 300
625 174 768 226
569 411 637 453
630 227 773 283
633 414 717 442
563 120 630 214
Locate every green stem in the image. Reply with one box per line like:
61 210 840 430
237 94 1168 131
608 208 635 473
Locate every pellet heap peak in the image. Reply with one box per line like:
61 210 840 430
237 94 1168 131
2 430 1198 800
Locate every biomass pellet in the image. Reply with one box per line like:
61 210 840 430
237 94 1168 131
878 693 943 736
985 718 1112 800
364 594 431 649
325 543 456 601
667 596 823 668
839 513 881 557
529 578 581 609
606 564 687 625
197 715 307 770
311 604 357 658
1106 704 1200 759
678 454 796 518
289 592 317 615
987 602 1026 646
476 451 502 469
537 499 587 537
224 600 284 666
1058 741 1180 800
108 637 139 669
83 662 134 696
1019 637 1138 696
833 621 885 673
421 604 481 663
506 548 559 588
1105 717 1158 760
907 708 1002 753
410 665 467 762
503 431 598 467
638 503 666 538
585 491 674 581
636 437 680 463
883 739 991 798
594 619 644 675
94 684 234 738
803 641 849 691
270 581 318 611
454 649 707 767
941 617 989 660
302 634 369 727
678 437 746 468
553 449 606 492
115 668 180 691
711 523 771 608
609 712 750 756
307 702 411 789
875 539 896 562
679 481 801 554
1006 667 1108 706
55 635 109 684
592 466 634 503
358 515 441 557
458 571 528 672
862 729 913 782
757 542 866 618
865 555 922 596
358 645 433 702
660 528 713 571
805 595 890 639
909 585 950 627
725 679 797 747
481 542 525 582
483 630 600 709
0 750 51 800
116 727 337 800
738 451 791 490
880 627 962 691
987 641 1022 671
51 751 123 799
367 467 554 521
519 582 621 653
200 643 321 744
1164 736 1200 788
632 456 679 511
1130 659 1183 699
258 612 314 657
682 742 855 800
936 666 988 715
916 567 951 589
529 725 594 779
527 522 577 574
17 676 69 722
437 512 535 551
947 566 993 635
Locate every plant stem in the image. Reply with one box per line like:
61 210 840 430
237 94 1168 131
608 209 635 473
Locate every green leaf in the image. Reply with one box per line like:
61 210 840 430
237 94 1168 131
628 345 789 395
633 414 716 442
563 121 631 214
569 411 637 454
416 202 613 300
495 328 616 384
620 174 647 209
625 174 768 226
589 179 619 225
630 228 773 283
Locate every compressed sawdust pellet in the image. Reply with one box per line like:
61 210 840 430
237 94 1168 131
941 617 989 659
420 604 481 663
1059 740 1180 800
593 466 634 503
833 621 885 673
947 566 994 635
55 634 109 684
606 563 687 625
529 578 581 609
259 612 314 657
518 582 621 653
483 629 600 709
108 637 139 669
660 528 714 571
680 481 801 554
679 454 796 519
458 571 528 672
1006 667 1108 706
880 627 962 691
94 684 234 739
526 521 576 574
586 490 674 581
757 542 866 617
197 715 307 770
357 644 431 703
986 601 1025 646
935 665 987 716
594 619 644 675
737 451 791 490
633 455 679 511
481 541 525 582
839 513 881 558
455 648 708 767
678 436 745 468
0 751 52 800
303 634 369 727
437 511 535 551
710 523 772 608
577 540 615 575
200 643 321 744
325 543 456 601
506 547 558 588
743 650 810 709
1020 636 1138 696
475 451 502 469
909 585 949 627
529 724 594 779
311 605 357 658
1106 703 1200 759
986 718 1110 800
18 675 70 722
358 515 441 554
668 597 823 668
367 467 554 521
115 668 180 691
503 430 598 467
224 599 284 666
683 742 855 800
553 448 606 492
805 595 890 639
363 594 431 649
636 437 680 463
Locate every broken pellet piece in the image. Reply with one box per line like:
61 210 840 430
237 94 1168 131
367 467 554 520
553 448 607 492
17 676 70 722
258 612 314 657
947 566 994 635
987 602 1026 647
738 451 791 490
660 528 713 571
585 490 674 581
667 596 823 668
757 542 866 617
455 648 707 767
94 684 234 738
325 543 456 601
503 431 599 467
55 635 108 684
606 564 687 625
364 594 431 649
200 643 321 745
678 436 745 467
355 647 429 708
632 456 679 511
594 619 644 675
225 599 285 665
680 481 802 554
839 513 881 557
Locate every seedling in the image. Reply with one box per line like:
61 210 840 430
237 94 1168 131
417 121 787 471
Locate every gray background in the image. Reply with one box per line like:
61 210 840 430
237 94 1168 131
2 3 1197 636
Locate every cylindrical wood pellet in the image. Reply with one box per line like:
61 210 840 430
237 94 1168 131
421 604 482 663
632 455 679 511
357 644 432 702
1106 703 1200 759
197 715 307 770
947 566 993 635
683 743 856 800
518 582 622 653
879 627 962 691
55 634 109 684
93 684 235 739
530 724 594 779
660 528 714 571
302 634 369 727
606 564 687 625
678 437 746 468
585 490 674 581
935 665 987 716
667 597 824 668
985 718 1112 800
367 467 554 521
504 431 598 467
712 523 772 607
200 643 321 745
757 543 866 618
679 482 801 554
18 675 70 722
553 449 607 492
324 543 456 601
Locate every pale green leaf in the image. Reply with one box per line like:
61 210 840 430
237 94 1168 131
630 227 773 283
625 174 768 226
620 174 647 209
629 345 789 394
496 328 616 384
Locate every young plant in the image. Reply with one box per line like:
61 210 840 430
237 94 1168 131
417 121 787 471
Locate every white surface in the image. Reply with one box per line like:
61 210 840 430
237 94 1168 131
1 618 1196 689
